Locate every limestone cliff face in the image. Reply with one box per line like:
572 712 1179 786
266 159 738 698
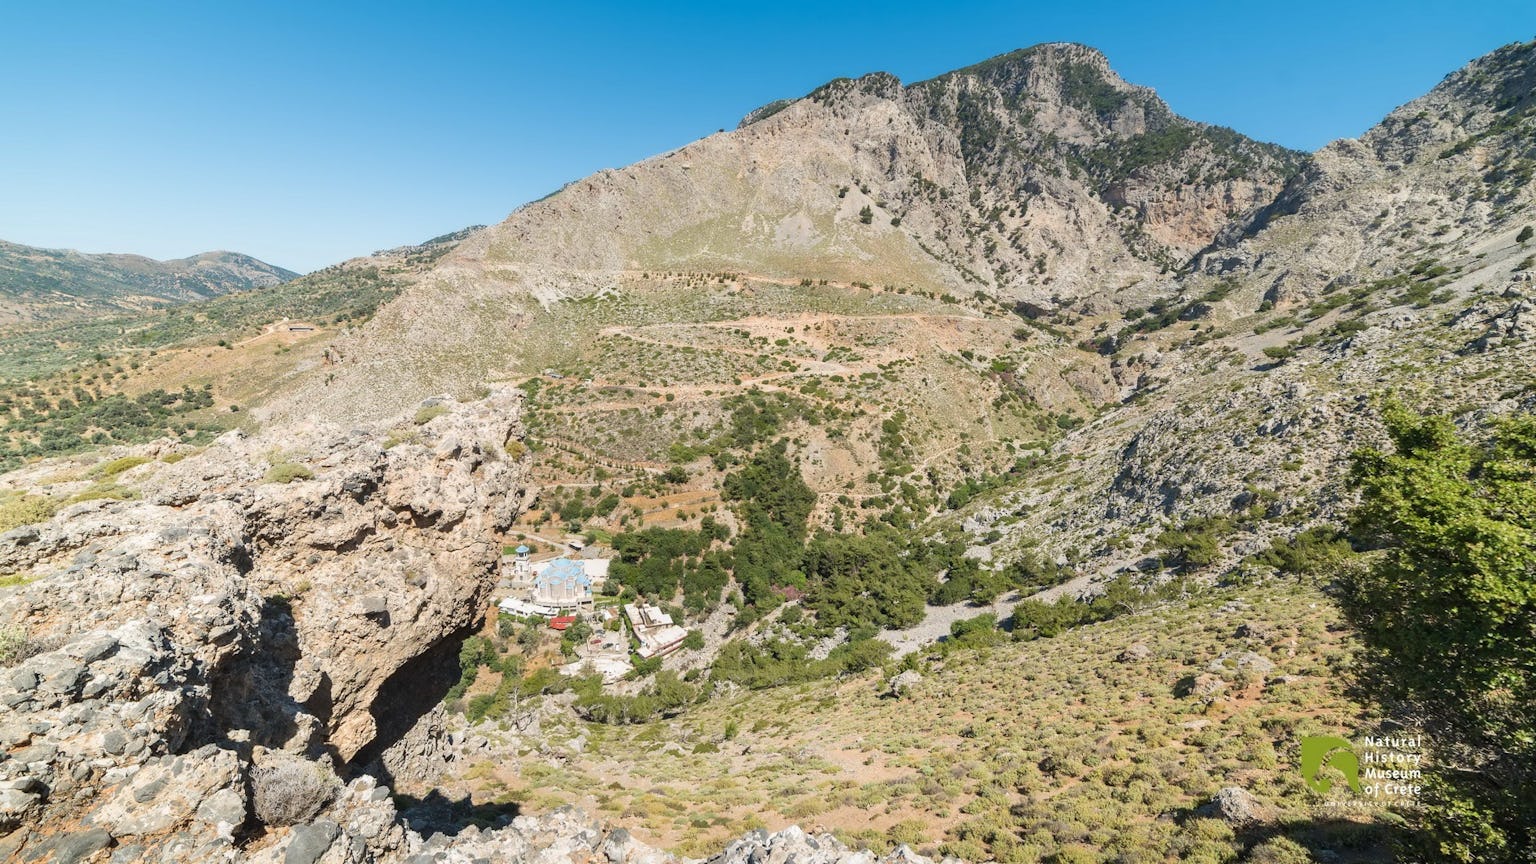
1201 39 1536 307
0 373 979 864
961 39 1536 580
0 390 527 861
482 41 1299 292
2 37 1534 864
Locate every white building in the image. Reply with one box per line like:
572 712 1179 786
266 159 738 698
498 552 610 617
624 602 689 658
531 558 594 609
504 545 534 586
558 628 634 683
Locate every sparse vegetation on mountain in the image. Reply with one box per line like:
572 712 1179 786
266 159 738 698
0 384 218 471
0 491 58 533
263 461 314 484
4 34 1536 864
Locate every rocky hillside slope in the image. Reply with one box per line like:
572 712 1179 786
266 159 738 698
292 43 1301 422
283 38 1535 585
466 41 1300 294
0 37 1533 864
1200 38 1536 306
0 385 977 863
0 224 482 386
0 240 298 325
962 38 1536 582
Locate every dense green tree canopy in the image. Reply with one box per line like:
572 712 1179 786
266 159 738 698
1346 405 1535 862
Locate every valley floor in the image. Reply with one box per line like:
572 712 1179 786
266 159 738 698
432 577 1398 863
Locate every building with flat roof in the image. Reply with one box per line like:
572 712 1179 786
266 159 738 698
624 602 689 658
558 628 633 683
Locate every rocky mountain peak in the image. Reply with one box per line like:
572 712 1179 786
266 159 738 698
1198 37 1536 311
4 33 1536 864
283 43 1308 422
1366 38 1536 162
927 42 1141 112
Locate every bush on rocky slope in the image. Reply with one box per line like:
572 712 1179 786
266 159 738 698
1345 407 1536 863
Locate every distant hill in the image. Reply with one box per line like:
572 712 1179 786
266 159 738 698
0 225 483 384
0 239 298 325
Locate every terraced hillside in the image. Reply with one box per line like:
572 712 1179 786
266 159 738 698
0 228 480 470
284 43 1301 425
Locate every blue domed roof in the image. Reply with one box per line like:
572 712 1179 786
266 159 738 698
536 557 593 590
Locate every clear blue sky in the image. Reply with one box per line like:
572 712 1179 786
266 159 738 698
2 1 1531 273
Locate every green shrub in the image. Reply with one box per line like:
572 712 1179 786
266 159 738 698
97 455 150 476
1247 837 1313 864
574 670 697 724
264 463 314 484
464 692 500 724
413 404 448 425
0 625 28 666
1345 405 1536 862
1249 526 1354 575
67 483 137 503
0 495 58 533
1156 516 1232 570
383 429 419 449
888 819 928 848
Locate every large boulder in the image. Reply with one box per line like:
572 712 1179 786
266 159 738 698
1197 786 1269 826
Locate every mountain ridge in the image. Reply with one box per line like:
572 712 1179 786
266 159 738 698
289 41 1305 423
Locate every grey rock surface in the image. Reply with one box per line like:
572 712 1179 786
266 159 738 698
0 391 528 862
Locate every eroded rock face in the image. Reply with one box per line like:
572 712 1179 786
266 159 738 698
0 389 527 861
0 386 962 863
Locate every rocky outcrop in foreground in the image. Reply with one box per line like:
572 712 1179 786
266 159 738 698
0 390 533 861
0 388 941 864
